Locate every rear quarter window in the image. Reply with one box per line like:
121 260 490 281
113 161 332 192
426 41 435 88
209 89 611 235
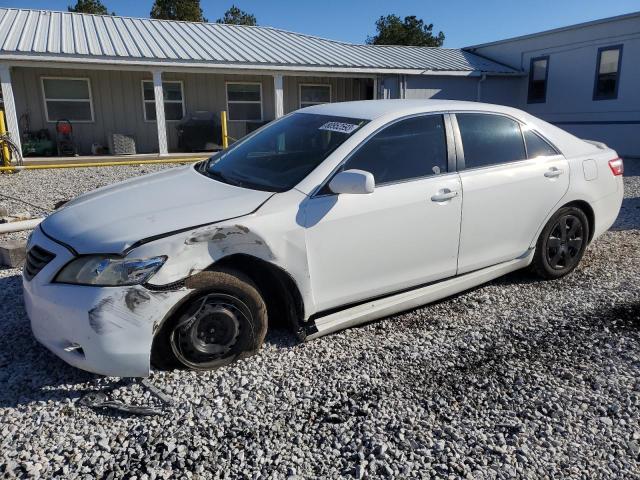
523 129 559 158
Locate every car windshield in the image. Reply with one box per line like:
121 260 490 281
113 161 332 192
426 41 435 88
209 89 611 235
199 113 369 192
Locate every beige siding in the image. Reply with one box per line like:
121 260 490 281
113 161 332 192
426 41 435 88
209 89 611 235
283 76 370 114
12 67 277 154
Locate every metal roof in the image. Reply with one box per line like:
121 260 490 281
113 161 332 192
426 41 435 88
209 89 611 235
466 10 640 50
0 8 519 75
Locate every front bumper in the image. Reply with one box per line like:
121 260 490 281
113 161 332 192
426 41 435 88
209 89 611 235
23 227 190 377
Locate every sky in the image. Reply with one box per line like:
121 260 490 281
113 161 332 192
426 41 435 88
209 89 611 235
1 0 639 48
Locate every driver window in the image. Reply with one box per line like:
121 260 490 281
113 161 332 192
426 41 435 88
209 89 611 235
344 114 448 185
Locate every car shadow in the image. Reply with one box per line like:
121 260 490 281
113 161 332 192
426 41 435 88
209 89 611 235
394 300 640 407
0 271 300 409
0 273 102 408
611 196 640 231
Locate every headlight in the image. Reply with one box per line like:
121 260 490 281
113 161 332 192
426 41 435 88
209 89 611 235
55 255 167 286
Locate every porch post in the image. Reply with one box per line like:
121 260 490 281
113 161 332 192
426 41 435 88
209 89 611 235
273 74 284 119
152 70 168 156
0 65 22 155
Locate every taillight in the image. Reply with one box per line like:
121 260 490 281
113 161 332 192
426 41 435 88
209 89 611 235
608 157 624 176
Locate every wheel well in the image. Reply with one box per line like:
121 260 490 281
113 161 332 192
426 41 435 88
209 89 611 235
563 200 595 243
213 254 305 332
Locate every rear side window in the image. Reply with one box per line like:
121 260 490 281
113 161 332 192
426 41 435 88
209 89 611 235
345 115 448 185
523 128 558 158
457 113 526 169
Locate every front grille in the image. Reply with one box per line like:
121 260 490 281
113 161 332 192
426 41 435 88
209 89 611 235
24 245 55 281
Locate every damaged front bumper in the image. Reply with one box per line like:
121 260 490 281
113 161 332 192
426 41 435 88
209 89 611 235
23 227 189 377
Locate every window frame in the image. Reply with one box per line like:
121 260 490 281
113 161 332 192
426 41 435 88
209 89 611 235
450 111 560 171
593 44 623 101
527 55 549 104
141 79 185 123
313 112 457 197
299 83 332 109
41 76 95 123
225 81 263 122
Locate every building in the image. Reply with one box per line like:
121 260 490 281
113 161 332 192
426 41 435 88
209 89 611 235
0 8 637 158
465 11 640 157
0 8 518 157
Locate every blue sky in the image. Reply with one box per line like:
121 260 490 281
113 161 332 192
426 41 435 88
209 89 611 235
2 0 639 47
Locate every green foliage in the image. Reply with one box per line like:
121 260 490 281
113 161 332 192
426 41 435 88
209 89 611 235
67 0 113 15
150 0 207 22
216 5 257 26
367 14 445 47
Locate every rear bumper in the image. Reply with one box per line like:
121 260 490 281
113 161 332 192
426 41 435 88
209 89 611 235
23 227 189 377
591 177 624 240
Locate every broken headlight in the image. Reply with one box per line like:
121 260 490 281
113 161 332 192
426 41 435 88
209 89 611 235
55 256 167 286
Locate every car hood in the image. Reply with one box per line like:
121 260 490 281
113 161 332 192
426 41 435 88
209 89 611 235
40 165 274 254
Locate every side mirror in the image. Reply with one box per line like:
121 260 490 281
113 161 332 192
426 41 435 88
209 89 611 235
328 169 375 195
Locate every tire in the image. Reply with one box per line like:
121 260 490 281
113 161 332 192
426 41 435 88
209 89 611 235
151 268 268 371
531 206 590 280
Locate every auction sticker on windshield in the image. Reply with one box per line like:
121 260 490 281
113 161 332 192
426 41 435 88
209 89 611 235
319 122 361 134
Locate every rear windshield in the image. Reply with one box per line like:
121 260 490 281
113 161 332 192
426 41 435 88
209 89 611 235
199 113 368 192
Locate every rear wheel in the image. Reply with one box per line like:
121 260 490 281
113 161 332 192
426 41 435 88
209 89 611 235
531 206 589 280
152 269 267 371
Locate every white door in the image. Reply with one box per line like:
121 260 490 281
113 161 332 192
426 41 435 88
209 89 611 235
454 113 570 274
302 114 462 313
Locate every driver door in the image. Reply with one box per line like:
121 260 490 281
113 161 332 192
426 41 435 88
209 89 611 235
301 114 463 313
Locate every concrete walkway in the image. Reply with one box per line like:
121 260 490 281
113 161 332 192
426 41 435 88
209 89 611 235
21 151 213 166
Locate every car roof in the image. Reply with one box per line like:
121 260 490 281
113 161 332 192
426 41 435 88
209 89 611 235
299 99 522 120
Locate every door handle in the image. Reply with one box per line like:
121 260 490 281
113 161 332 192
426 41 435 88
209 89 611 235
544 167 564 178
431 189 458 202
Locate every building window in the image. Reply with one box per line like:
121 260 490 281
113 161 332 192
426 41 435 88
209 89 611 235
527 56 549 104
226 83 263 121
142 80 185 122
593 45 622 100
300 84 331 108
41 77 94 122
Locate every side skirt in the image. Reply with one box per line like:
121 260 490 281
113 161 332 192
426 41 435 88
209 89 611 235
304 250 534 341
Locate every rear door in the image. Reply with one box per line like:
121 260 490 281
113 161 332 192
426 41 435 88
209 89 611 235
453 112 569 274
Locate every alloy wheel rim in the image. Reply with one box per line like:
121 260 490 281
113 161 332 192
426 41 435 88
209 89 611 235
546 214 584 270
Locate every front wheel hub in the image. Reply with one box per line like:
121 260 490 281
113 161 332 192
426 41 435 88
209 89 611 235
190 304 240 355
170 293 251 368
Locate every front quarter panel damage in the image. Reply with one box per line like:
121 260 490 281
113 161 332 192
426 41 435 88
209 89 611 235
134 189 315 319
88 287 184 336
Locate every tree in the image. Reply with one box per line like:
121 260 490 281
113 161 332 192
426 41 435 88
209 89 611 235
367 15 445 47
150 0 206 22
67 0 114 15
216 5 257 26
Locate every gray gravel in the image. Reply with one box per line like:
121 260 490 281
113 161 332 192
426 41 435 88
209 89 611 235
1 161 639 479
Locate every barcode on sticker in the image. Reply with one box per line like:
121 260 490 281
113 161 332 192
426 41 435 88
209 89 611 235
319 122 360 134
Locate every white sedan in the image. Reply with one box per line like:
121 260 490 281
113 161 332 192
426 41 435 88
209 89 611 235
23 100 624 377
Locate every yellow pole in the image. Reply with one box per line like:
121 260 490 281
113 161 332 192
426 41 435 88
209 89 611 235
0 110 11 167
221 110 229 149
0 157 208 172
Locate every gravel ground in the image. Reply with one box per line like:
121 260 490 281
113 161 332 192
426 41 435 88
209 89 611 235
1 161 639 479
